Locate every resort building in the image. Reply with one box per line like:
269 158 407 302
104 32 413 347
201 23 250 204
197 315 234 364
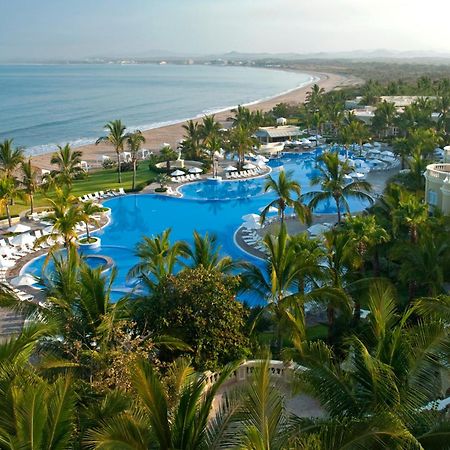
254 125 302 143
425 163 450 214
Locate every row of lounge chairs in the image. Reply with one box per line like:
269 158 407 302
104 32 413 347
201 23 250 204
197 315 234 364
78 188 125 202
241 230 268 254
171 174 201 183
225 169 262 179
0 270 34 302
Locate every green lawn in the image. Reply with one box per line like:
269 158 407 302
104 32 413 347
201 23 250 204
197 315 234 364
7 164 158 218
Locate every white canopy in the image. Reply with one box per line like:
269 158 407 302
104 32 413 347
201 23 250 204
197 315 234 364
7 223 31 233
352 172 366 179
243 220 262 230
258 206 278 214
242 213 260 222
224 165 237 172
301 139 312 145
188 167 202 174
243 163 256 170
11 274 37 287
307 223 331 236
381 150 395 157
171 169 185 176
10 233 35 247
369 148 381 154
0 258 15 268
363 143 373 148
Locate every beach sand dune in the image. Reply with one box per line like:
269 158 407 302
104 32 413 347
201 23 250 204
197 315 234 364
32 71 359 170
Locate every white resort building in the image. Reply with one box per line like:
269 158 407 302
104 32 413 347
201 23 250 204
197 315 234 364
254 125 302 143
425 146 450 215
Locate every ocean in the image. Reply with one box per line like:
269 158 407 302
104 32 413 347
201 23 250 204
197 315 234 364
0 64 313 156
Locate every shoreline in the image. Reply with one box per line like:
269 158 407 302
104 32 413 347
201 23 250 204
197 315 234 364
31 70 359 169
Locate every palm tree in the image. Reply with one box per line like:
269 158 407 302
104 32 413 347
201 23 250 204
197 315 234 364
49 144 84 187
0 375 77 450
160 145 178 173
303 152 373 223
0 177 24 227
181 119 203 159
0 139 24 178
96 120 128 183
41 188 83 249
128 229 189 287
186 230 238 274
260 170 311 225
341 214 389 277
229 124 257 170
20 158 39 214
79 200 103 240
339 120 371 155
305 83 325 111
201 114 221 144
295 281 450 449
392 136 410 170
242 225 301 354
86 358 239 449
126 130 145 190
372 100 397 138
310 111 325 146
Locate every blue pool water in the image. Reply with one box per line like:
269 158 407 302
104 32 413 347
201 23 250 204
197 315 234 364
23 151 371 305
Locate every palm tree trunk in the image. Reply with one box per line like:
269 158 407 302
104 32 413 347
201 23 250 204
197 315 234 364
335 197 341 223
5 203 11 227
116 152 122 184
30 195 34 214
132 160 137 191
86 222 90 240
327 304 335 341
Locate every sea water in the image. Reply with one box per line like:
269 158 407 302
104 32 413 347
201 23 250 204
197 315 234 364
0 64 313 155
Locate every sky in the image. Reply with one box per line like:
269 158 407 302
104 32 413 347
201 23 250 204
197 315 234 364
1 0 450 61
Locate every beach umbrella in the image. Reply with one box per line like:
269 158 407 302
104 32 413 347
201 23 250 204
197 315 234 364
370 159 383 165
242 213 260 222
7 223 31 233
343 174 353 180
369 148 381 155
243 163 256 170
373 142 382 147
301 139 312 145
171 169 184 176
0 258 15 268
11 274 37 287
381 150 394 157
10 233 35 247
352 172 366 179
188 167 202 174
224 165 237 172
258 206 278 214
255 155 269 163
0 246 15 257
363 143 373 149
307 223 331 236
243 220 262 230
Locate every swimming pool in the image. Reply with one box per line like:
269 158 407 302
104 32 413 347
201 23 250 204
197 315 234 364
23 150 372 305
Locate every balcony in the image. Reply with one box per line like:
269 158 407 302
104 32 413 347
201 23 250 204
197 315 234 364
426 164 450 182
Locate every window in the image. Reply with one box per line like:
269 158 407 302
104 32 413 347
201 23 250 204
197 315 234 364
428 190 438 206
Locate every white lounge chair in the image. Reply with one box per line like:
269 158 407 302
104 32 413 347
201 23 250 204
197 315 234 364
118 188 126 195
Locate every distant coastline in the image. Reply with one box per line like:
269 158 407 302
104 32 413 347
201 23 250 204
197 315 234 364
30 69 359 169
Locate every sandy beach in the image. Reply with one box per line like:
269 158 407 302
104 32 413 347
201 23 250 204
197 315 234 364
32 71 359 170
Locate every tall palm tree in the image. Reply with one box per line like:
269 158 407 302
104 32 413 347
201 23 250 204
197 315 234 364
260 170 311 225
0 177 24 227
372 100 397 138
0 375 77 450
79 200 103 240
20 158 39 214
86 358 239 449
229 124 257 170
186 230 238 274
341 214 389 277
126 130 145 191
339 120 371 155
303 152 373 223
49 144 84 187
40 188 83 249
242 225 301 353
96 120 128 183
305 83 325 111
0 139 24 178
128 229 189 287
181 119 203 159
201 114 221 144
159 145 178 172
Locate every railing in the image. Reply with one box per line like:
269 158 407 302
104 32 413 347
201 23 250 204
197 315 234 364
204 360 305 389
426 164 450 181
